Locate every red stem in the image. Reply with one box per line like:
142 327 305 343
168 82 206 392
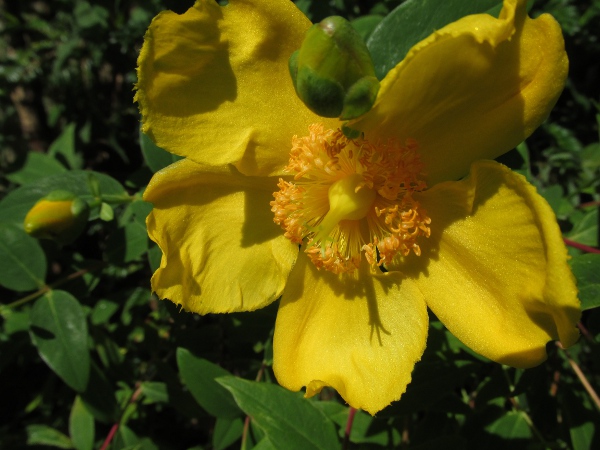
99 384 143 450
342 407 357 450
563 238 600 254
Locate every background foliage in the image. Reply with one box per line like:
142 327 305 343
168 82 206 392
1 0 599 449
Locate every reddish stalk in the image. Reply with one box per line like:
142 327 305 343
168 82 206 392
100 384 143 450
342 407 357 450
563 238 600 254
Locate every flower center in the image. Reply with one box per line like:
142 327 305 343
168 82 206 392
271 123 431 274
312 174 376 244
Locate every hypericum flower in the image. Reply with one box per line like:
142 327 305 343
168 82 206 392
136 0 581 414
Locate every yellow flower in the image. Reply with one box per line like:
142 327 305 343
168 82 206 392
136 0 581 414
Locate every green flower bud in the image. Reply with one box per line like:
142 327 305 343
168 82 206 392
289 16 380 120
24 190 90 245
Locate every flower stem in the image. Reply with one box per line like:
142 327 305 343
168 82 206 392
563 238 600 254
342 407 357 450
557 342 600 411
100 384 144 450
0 263 104 314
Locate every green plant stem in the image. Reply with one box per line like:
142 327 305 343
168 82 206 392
557 343 600 411
563 238 600 254
0 263 104 313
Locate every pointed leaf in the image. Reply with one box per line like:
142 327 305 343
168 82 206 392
0 222 46 291
69 396 95 450
30 290 90 392
217 377 339 450
176 348 241 419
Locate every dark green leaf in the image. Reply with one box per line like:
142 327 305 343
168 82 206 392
26 424 73 449
213 417 244 450
90 299 120 325
30 290 90 392
140 129 182 173
0 222 46 291
367 0 503 79
141 382 169 404
80 361 119 423
485 412 532 439
5 152 66 185
568 209 598 247
69 396 95 450
218 377 339 450
0 170 126 225
570 253 600 310
48 123 83 169
176 348 241 419
105 222 149 264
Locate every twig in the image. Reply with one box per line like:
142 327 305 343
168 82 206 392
1 263 105 312
240 361 267 450
563 238 600 254
342 407 357 450
100 383 144 450
557 343 600 411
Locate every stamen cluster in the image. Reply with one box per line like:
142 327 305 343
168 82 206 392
271 123 431 274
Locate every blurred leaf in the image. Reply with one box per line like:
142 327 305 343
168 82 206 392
90 299 120 325
26 424 73 448
570 253 600 310
485 411 532 439
5 152 67 185
367 0 503 79
0 170 126 225
69 396 94 450
80 361 119 423
213 417 244 450
218 377 339 450
141 382 169 404
99 202 114 221
48 123 83 170
30 290 90 392
176 348 241 419
568 209 598 247
105 222 149 264
350 15 384 42
0 222 46 291
140 129 182 173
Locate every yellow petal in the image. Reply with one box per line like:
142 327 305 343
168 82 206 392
273 254 428 415
393 161 580 368
352 0 568 185
136 0 333 176
144 158 297 314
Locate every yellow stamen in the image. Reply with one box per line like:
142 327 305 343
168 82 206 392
270 123 431 274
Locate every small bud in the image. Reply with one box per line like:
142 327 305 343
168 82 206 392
24 190 90 245
289 16 380 120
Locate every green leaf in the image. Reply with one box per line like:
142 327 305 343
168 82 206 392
141 381 169 404
99 202 114 221
176 348 241 419
0 170 126 225
140 129 182 173
0 222 46 291
29 290 90 392
570 253 600 310
568 208 598 247
69 396 95 450
367 0 503 79
5 152 67 185
48 123 83 169
217 377 339 450
26 424 73 449
485 411 532 439
105 222 149 264
213 417 244 450
90 299 120 325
